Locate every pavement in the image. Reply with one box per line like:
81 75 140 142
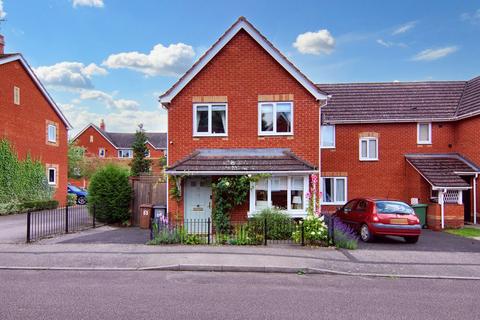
0 213 27 243
1 270 477 320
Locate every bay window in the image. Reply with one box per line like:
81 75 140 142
321 177 347 205
193 103 227 136
250 176 308 216
258 102 293 135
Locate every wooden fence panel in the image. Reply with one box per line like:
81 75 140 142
131 175 166 226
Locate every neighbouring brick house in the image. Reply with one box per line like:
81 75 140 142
319 80 480 230
71 121 167 187
160 17 480 230
0 34 72 204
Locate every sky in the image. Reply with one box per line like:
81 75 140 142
1 0 479 136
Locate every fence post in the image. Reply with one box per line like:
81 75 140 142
26 211 31 243
331 217 335 246
92 204 96 228
65 205 69 234
301 221 305 246
207 218 211 245
263 218 267 246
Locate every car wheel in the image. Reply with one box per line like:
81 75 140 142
404 236 419 244
360 224 373 242
77 196 87 205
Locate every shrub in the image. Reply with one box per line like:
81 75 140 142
332 216 358 250
20 200 59 211
249 208 292 240
292 214 328 245
66 193 77 206
87 164 132 223
148 228 182 245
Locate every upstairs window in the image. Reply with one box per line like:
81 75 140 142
47 124 57 143
89 135 94 143
118 149 133 158
193 103 227 136
98 148 105 158
359 137 378 161
14 86 20 105
321 125 335 148
417 123 432 144
259 102 293 135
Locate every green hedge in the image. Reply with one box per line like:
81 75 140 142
0 200 59 215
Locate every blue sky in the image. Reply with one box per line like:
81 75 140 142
1 0 479 136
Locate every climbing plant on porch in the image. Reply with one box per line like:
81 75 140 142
212 174 268 234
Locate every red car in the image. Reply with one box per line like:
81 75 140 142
335 198 421 243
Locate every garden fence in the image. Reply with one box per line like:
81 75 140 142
26 205 103 243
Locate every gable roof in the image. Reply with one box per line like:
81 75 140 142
166 148 317 175
406 153 480 189
73 124 167 150
159 17 327 105
0 54 72 129
456 76 480 117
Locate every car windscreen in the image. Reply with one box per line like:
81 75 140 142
375 201 414 215
69 186 83 193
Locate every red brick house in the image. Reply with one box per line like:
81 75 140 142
72 121 167 186
319 79 480 229
161 17 327 222
161 17 480 230
0 34 72 204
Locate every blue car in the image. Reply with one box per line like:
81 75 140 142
67 185 88 205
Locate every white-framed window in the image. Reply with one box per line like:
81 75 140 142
359 137 378 161
47 124 57 143
258 101 293 135
89 135 94 143
47 167 56 185
193 103 227 136
118 149 133 158
417 123 432 144
321 177 347 205
249 176 308 216
321 125 335 148
145 149 151 158
14 86 20 105
98 148 105 158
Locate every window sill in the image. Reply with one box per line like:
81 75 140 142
258 133 294 137
359 158 378 162
417 142 432 145
321 146 336 149
320 202 346 206
193 134 228 138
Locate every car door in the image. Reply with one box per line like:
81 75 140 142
338 200 357 227
352 200 369 230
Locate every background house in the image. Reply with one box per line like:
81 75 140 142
0 34 72 204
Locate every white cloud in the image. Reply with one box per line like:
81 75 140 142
412 46 458 61
72 0 104 8
103 43 196 76
0 0 6 19
392 21 417 35
293 29 335 55
34 62 107 89
461 9 480 24
60 104 167 137
376 39 407 48
79 89 139 111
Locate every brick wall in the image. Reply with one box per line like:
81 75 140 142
0 60 68 204
167 30 320 219
427 203 464 230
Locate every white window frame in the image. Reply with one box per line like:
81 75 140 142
118 149 133 158
145 149 151 158
14 86 20 105
47 124 57 143
192 103 228 137
320 177 348 205
320 125 335 148
98 148 105 158
248 175 308 218
359 137 378 161
417 123 432 145
258 101 294 136
47 167 56 185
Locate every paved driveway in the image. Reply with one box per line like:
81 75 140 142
358 229 480 253
0 213 27 244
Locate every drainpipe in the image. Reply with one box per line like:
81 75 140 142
318 97 330 213
474 174 478 224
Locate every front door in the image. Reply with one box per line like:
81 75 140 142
463 190 472 222
185 177 212 233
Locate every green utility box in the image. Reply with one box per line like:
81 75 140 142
412 204 428 228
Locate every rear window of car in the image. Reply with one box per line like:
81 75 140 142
375 201 414 215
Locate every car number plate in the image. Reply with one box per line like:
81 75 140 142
390 218 408 225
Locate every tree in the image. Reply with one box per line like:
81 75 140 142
130 124 152 176
68 141 86 179
87 164 132 223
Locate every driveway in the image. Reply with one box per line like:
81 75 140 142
358 229 480 253
0 213 28 244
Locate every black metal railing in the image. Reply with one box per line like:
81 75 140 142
150 213 337 246
26 204 101 243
